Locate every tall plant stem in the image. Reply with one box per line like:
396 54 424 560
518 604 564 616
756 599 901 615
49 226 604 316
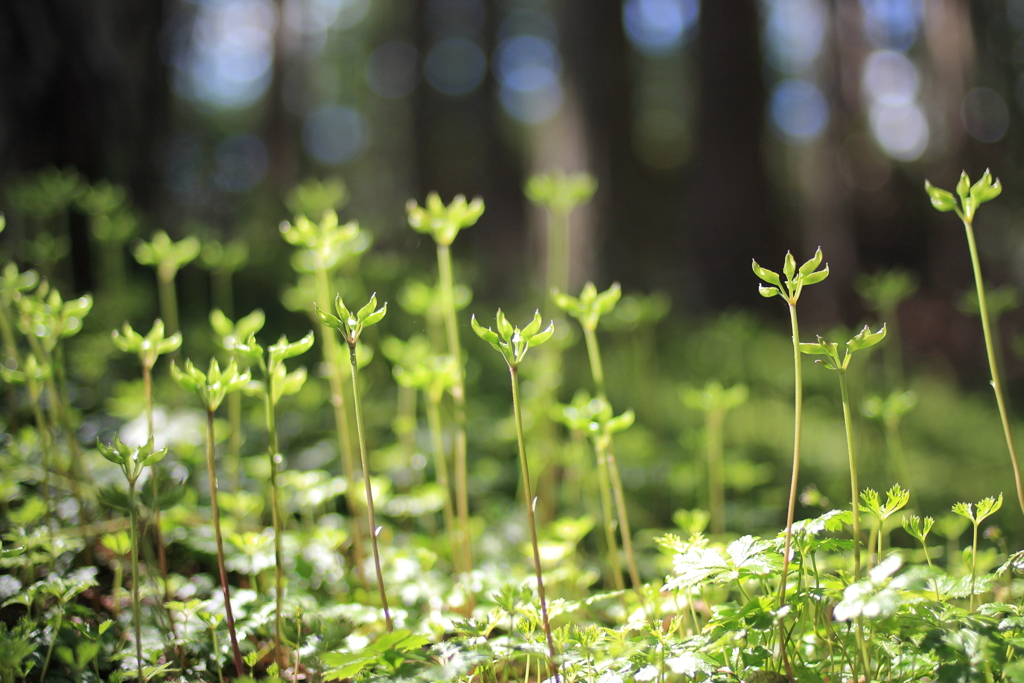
128 481 144 683
546 207 571 309
313 267 364 576
262 367 285 661
205 410 245 676
962 217 1024 518
228 391 242 491
582 327 605 397
143 364 177 647
593 438 624 591
603 442 642 596
509 367 557 679
156 267 179 337
437 243 473 581
425 396 459 571
838 372 861 581
776 302 803 682
706 409 726 536
348 343 393 631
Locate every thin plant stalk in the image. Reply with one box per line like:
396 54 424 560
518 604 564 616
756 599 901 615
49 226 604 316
228 391 242 491
142 363 175 642
348 343 393 631
838 372 862 581
156 266 180 338
593 440 624 591
128 478 144 683
205 409 245 676
962 221 1024 516
313 268 365 575
261 363 286 661
705 408 726 536
437 242 473 580
425 395 459 569
509 366 557 678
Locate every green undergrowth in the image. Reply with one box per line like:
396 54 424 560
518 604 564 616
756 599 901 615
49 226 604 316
1 169 1024 682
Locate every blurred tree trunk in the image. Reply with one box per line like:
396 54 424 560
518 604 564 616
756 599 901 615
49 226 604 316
686 0 780 310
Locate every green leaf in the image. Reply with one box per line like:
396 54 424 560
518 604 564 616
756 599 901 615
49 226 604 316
924 180 958 212
799 342 829 355
847 324 886 353
798 247 823 276
496 309 513 340
314 304 342 330
751 260 781 288
783 252 796 281
527 321 555 347
758 285 779 298
471 315 499 344
801 263 829 286
605 409 635 434
956 171 971 201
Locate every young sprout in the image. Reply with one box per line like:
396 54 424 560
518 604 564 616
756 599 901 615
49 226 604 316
316 293 393 631
859 484 909 566
171 358 250 676
802 324 886 580
407 192 484 579
752 248 828 680
97 436 168 683
472 309 558 677
902 514 940 600
952 493 1003 611
681 380 749 535
525 170 598 305
280 209 368 573
925 171 1023 518
132 230 200 337
234 329 313 659
111 319 182 641
552 282 620 397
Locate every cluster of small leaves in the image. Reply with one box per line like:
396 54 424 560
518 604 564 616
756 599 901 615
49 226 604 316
801 324 887 372
111 319 181 370
315 293 387 346
925 169 1001 222
471 310 554 368
279 210 369 273
171 357 250 411
132 230 200 279
406 193 484 246
551 282 620 330
752 248 829 304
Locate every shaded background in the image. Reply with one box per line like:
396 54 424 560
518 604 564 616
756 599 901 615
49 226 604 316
5 0 1024 531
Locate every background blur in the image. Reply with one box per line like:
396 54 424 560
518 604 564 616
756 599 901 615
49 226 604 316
5 0 1024 537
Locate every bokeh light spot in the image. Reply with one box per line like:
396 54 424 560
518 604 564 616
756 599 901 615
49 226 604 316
764 0 827 73
861 0 924 51
622 0 699 57
214 134 268 192
366 42 420 99
862 50 919 106
869 102 928 160
494 35 561 94
424 38 487 95
769 79 829 141
962 88 1010 143
302 105 367 165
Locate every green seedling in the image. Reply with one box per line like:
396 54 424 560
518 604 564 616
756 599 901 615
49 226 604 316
407 192 484 583
285 176 349 222
316 293 393 631
555 391 623 591
925 171 1023 518
132 230 200 337
859 484 909 565
902 515 940 599
171 357 250 676
952 493 1003 611
682 380 748 535
525 170 597 306
97 436 168 683
280 210 368 573
472 309 558 677
862 390 917 488
552 281 620 397
210 308 267 490
753 247 828 679
235 329 314 659
802 324 886 580
392 353 460 569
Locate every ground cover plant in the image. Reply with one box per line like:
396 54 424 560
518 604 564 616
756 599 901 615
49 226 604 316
4 168 1024 683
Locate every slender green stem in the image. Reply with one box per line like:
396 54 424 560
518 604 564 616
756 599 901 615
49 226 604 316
206 410 245 676
228 391 242 492
962 216 1024 518
970 520 979 612
211 624 224 683
38 604 62 683
593 436 624 591
776 301 803 682
348 343 393 631
838 372 861 581
156 266 179 338
437 243 473 583
706 409 725 535
546 207 571 309
604 441 642 596
582 326 605 398
313 266 365 576
509 366 557 679
143 364 176 648
426 396 459 570
129 480 144 683
262 360 285 661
